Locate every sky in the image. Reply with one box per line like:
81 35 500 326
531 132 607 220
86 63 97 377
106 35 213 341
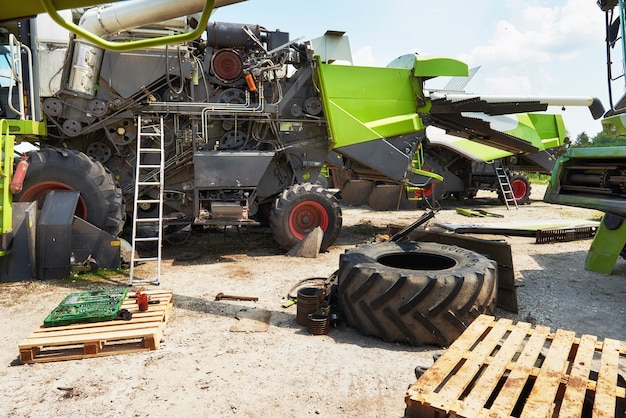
213 0 611 139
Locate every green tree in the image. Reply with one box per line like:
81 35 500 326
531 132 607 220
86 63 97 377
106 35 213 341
571 131 626 147
573 132 591 147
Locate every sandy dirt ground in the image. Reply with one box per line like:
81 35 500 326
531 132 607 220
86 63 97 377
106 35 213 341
1 185 625 417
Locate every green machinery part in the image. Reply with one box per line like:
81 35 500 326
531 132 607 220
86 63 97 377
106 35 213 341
2 0 127 21
38 0 215 52
544 146 626 274
0 120 15 247
317 55 468 149
585 214 626 275
316 55 466 195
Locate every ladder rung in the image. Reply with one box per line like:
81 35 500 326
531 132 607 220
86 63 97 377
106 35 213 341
130 115 165 287
130 277 160 284
133 237 160 242
130 278 160 285
134 257 160 262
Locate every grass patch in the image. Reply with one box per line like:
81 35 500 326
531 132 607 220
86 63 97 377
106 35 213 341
524 172 551 185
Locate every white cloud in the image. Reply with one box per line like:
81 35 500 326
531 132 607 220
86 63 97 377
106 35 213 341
353 46 376 66
483 74 533 95
458 0 602 68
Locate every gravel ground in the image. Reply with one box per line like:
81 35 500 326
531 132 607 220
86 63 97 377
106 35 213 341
1 184 624 417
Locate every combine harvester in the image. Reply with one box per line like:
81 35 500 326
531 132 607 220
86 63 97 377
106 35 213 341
545 0 626 274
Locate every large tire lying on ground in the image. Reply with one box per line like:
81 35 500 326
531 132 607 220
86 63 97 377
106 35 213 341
337 241 497 347
270 183 342 252
14 147 125 236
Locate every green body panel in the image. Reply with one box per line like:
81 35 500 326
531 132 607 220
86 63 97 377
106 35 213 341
585 215 626 274
387 54 469 79
6 119 47 137
433 113 567 163
0 119 47 250
601 113 626 136
316 63 423 149
544 146 626 216
0 120 15 242
412 56 469 79
513 113 567 151
316 55 469 150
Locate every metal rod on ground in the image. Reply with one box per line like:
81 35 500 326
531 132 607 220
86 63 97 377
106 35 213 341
390 209 436 242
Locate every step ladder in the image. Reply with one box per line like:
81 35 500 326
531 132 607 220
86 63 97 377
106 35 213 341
495 162 518 210
129 116 165 286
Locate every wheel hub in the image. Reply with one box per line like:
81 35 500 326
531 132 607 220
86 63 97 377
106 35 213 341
18 181 88 219
289 201 329 239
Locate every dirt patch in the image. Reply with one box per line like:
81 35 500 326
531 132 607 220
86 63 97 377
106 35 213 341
1 185 625 417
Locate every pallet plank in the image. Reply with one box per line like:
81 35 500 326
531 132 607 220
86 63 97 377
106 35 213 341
592 338 621 418
406 315 625 418
482 323 551 417
559 334 597 416
454 320 532 417
19 289 173 364
520 328 576 418
405 314 495 408
429 318 513 411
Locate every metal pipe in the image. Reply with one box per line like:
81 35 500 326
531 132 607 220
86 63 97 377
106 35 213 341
78 0 208 38
429 92 598 107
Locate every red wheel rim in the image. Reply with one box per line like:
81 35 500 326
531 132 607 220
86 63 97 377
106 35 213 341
289 201 329 240
421 184 434 198
18 181 88 219
511 179 527 200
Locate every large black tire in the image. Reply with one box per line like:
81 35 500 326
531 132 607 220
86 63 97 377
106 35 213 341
15 148 125 236
337 241 497 347
500 172 532 205
270 183 342 252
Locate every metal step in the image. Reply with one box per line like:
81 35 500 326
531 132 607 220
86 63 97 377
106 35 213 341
129 115 165 286
495 163 518 210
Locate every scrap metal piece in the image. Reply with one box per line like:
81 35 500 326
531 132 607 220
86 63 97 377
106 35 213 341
215 293 259 302
390 227 518 313
390 209 436 242
535 226 597 244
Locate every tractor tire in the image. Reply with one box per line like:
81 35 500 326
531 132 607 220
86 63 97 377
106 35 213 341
337 241 497 347
270 183 342 252
15 147 125 236
501 172 532 205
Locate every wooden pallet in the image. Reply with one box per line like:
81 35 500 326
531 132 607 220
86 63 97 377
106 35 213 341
19 289 173 364
405 315 626 418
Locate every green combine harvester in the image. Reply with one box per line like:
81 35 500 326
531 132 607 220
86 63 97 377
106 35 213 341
544 0 626 274
0 0 603 280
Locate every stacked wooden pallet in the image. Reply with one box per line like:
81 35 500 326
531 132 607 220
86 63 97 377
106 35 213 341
19 289 173 364
405 315 626 417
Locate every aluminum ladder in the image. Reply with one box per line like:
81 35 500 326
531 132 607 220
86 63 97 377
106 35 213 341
129 116 165 285
495 162 518 210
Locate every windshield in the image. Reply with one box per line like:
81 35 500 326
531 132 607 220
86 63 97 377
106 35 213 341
0 46 15 88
